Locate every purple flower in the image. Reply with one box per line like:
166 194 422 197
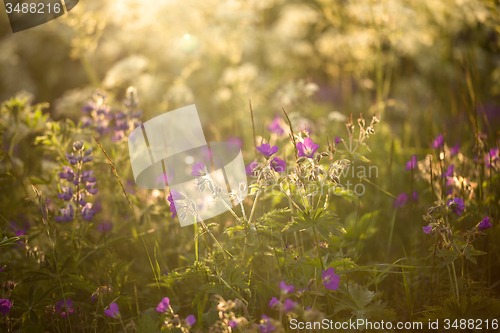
486 147 499 168
0 266 5 273
422 226 432 234
55 204 74 223
269 297 280 308
111 130 125 143
296 138 319 158
97 222 113 233
270 157 286 173
405 155 417 172
334 137 342 145
278 281 295 294
191 161 207 176
447 197 465 216
81 170 96 183
442 164 454 178
283 299 298 313
227 137 243 148
186 314 196 326
268 117 285 136
59 166 75 182
82 101 96 113
57 186 73 201
393 192 409 209
86 182 99 195
431 134 444 149
322 267 340 291
114 120 129 131
246 161 259 176
15 228 26 245
259 315 275 333
156 297 170 313
65 153 79 165
104 303 120 318
450 143 460 156
412 190 418 202
55 298 74 319
229 320 238 328
478 217 492 230
167 189 183 218
82 203 95 221
0 299 12 315
257 143 279 159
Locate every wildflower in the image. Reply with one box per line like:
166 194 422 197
269 297 280 308
81 170 96 183
270 157 286 173
104 303 120 318
86 182 99 195
82 203 95 221
65 153 79 165
156 297 170 313
57 186 73 201
246 161 259 176
450 143 460 156
422 226 432 234
486 147 499 168
111 130 125 143
59 166 75 182
478 217 492 230
15 228 26 245
259 315 275 333
268 117 285 136
81 101 96 113
229 320 238 328
278 281 295 294
186 314 196 326
257 143 279 159
55 204 74 223
334 137 342 145
167 189 183 218
55 298 75 319
97 222 113 233
442 164 454 178
393 192 409 208
0 299 11 315
191 161 207 176
296 138 319 158
322 267 340 291
283 299 298 313
405 155 417 172
447 197 465 216
227 137 243 148
431 134 444 149
0 266 4 273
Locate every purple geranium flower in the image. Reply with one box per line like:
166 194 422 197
186 314 196 326
422 225 432 234
322 267 340 291
296 138 319 158
227 137 243 148
229 320 238 328
283 299 298 313
431 134 444 149
447 197 465 216
269 297 280 308
104 303 120 318
259 315 275 333
270 157 286 173
478 217 492 230
246 161 259 176
167 189 183 218
486 147 499 168
191 161 207 176
268 117 285 136
55 298 74 319
442 164 454 178
405 155 417 172
0 299 12 315
257 143 279 159
450 143 460 156
334 137 342 145
156 297 170 313
278 281 295 294
393 192 409 208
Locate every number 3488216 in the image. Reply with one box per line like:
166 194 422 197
5 2 61 14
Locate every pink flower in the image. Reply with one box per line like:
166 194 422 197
296 138 319 158
322 267 340 291
104 303 120 318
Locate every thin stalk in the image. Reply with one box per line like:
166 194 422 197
248 191 261 225
312 226 325 271
451 262 460 303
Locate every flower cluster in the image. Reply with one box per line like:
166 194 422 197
55 141 98 222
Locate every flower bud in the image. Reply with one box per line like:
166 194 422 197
73 141 84 151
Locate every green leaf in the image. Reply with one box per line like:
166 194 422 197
29 310 39 326
136 312 159 333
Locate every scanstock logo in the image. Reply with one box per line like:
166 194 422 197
128 105 248 227
4 0 79 33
